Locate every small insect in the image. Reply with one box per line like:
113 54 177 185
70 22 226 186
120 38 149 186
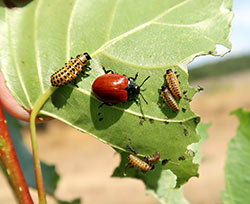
161 86 179 112
184 96 192 102
149 119 154 124
166 69 182 98
178 156 186 161
162 158 171 165
50 53 91 87
92 67 150 107
182 108 187 112
139 118 146 126
183 90 187 95
197 85 204 92
184 128 189 136
194 117 200 124
145 152 160 163
125 145 154 173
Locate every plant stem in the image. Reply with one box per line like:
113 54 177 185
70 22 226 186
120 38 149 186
0 105 34 204
29 86 56 204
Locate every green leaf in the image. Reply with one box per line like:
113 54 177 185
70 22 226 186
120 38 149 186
188 122 211 164
146 170 189 204
222 108 250 204
3 110 60 195
0 0 233 187
56 198 81 204
113 122 210 203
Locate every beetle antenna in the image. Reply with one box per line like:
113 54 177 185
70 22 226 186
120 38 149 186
139 76 150 87
139 93 148 104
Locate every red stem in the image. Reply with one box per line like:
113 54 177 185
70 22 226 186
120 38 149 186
0 105 34 204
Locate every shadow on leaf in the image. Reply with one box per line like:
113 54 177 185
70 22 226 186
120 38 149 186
1 0 33 8
51 86 74 109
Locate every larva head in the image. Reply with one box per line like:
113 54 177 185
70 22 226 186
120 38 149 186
161 85 167 91
84 52 91 60
166 69 173 74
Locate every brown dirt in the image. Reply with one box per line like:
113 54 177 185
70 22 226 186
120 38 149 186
1 70 250 204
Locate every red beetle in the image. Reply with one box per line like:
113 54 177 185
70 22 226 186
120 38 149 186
92 67 150 106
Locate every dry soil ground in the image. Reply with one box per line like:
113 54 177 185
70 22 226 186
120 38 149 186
1 70 250 204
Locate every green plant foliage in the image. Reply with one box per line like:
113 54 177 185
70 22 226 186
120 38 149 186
113 122 210 203
222 108 250 204
188 122 211 164
57 198 81 204
147 170 189 204
2 110 81 203
0 0 233 187
189 55 250 82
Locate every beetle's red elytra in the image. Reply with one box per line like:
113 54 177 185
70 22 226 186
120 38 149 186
50 52 91 87
92 67 150 106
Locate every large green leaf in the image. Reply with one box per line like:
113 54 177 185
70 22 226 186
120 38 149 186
0 0 233 187
222 108 250 204
112 122 210 204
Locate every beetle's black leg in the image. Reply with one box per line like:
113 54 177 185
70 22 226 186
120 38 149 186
98 102 113 108
73 79 79 88
102 66 114 74
128 72 138 81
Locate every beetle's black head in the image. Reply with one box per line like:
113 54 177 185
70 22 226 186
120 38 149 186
127 80 140 100
127 76 150 104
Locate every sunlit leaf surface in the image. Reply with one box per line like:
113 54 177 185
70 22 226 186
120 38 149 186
0 0 233 187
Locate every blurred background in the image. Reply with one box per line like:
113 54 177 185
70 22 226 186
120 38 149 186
1 1 250 203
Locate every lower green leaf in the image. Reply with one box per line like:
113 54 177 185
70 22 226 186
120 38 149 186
222 108 250 204
113 122 210 203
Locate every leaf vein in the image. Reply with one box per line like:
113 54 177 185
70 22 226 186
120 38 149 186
34 0 45 93
66 85 194 123
106 0 120 41
66 0 79 59
92 0 192 57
